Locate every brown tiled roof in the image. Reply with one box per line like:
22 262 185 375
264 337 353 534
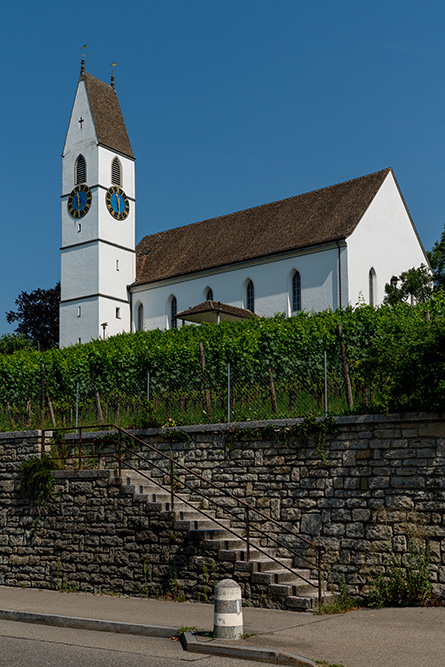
82 72 134 159
134 168 392 286
177 300 259 323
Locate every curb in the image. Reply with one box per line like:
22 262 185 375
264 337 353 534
0 609 175 638
0 608 318 665
181 631 318 666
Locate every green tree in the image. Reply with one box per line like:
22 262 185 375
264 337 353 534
6 283 60 350
427 223 445 290
383 265 433 305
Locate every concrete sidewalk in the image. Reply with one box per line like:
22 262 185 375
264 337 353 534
0 585 443 666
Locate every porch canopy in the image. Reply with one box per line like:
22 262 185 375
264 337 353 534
176 300 258 324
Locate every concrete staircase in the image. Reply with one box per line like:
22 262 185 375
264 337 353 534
119 469 332 611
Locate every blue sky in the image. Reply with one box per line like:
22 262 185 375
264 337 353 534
2 0 445 334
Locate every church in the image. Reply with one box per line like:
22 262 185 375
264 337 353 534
59 62 429 347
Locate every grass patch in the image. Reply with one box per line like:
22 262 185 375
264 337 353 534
317 579 358 615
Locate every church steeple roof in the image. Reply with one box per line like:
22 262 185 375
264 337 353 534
79 71 134 159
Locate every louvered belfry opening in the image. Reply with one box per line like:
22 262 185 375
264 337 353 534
75 155 86 184
112 157 121 186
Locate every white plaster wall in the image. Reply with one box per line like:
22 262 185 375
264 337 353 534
61 243 98 301
98 243 135 301
131 246 340 331
60 296 130 347
347 172 428 306
60 299 99 347
98 296 131 339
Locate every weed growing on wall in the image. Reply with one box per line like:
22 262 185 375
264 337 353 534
318 576 357 615
364 510 434 608
368 537 432 607
19 454 61 536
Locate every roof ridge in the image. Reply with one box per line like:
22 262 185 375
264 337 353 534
138 168 392 244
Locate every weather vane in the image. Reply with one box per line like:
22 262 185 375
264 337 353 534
110 61 117 88
80 44 87 75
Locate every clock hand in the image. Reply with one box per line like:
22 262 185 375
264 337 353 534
76 192 80 211
117 194 121 214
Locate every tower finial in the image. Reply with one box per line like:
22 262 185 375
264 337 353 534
110 62 117 89
80 44 87 75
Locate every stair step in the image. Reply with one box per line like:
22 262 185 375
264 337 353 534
120 470 325 613
250 558 293 572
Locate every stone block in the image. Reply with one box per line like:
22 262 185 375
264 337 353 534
346 523 364 538
331 509 352 522
383 448 411 459
356 450 373 461
300 513 322 535
352 509 371 522
385 495 414 510
369 439 390 449
323 523 345 537
368 477 389 490
391 476 423 489
374 429 401 439
419 423 445 438
343 451 356 466
344 478 360 490
366 525 391 540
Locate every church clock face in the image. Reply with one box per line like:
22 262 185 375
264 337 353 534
106 186 130 221
67 184 92 219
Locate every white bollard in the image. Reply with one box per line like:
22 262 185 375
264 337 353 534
213 579 243 639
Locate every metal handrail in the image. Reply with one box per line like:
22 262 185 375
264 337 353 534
42 423 326 606
115 455 318 590
114 425 321 551
112 440 319 587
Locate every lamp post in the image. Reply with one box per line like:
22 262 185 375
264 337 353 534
101 322 108 340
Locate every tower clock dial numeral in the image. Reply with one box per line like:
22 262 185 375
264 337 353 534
67 184 92 219
106 186 130 220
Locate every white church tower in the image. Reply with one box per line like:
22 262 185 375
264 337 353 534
60 55 135 347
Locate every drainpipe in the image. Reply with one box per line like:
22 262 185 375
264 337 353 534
336 241 342 309
128 287 133 333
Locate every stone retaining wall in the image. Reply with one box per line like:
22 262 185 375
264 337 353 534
0 414 444 604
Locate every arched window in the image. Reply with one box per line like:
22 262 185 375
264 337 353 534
137 303 144 332
291 271 301 312
369 268 376 306
111 157 121 186
205 287 213 301
75 155 86 184
246 279 254 313
170 296 178 329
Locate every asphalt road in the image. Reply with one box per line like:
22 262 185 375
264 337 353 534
0 619 267 667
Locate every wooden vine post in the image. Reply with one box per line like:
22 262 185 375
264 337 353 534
336 323 353 410
267 365 278 414
40 365 45 430
95 388 104 424
199 342 211 415
41 364 56 428
2 377 15 430
91 372 104 424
